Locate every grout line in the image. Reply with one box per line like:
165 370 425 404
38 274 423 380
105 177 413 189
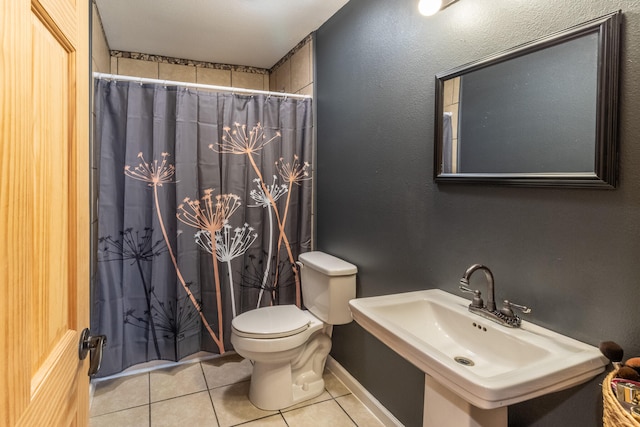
89 403 150 419
281 411 291 427
208 378 251 391
200 362 222 427
334 397 360 427
230 413 286 427
278 394 335 414
149 389 211 405
199 361 211 389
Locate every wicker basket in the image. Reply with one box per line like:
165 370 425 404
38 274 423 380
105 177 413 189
603 370 640 427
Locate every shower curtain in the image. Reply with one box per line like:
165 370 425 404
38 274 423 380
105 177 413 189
92 79 313 377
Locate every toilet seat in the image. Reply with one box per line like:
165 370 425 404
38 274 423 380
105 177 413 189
232 305 311 339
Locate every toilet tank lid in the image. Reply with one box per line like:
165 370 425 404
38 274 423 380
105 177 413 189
298 251 357 276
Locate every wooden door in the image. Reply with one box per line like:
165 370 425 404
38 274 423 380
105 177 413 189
1 0 90 425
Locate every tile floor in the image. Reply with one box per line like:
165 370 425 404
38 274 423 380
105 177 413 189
89 354 385 427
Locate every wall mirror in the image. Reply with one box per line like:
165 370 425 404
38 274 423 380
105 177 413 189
434 11 620 188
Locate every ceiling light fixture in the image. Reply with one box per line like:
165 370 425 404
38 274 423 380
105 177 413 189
418 0 459 16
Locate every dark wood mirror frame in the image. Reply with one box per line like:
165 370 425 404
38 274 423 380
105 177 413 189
434 11 621 188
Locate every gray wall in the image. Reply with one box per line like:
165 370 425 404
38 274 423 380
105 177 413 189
315 0 640 426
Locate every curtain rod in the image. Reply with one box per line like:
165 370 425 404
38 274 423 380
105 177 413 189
93 72 311 100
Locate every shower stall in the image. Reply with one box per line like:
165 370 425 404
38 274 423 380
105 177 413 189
91 73 314 378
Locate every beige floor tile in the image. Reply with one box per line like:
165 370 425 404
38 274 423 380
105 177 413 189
209 381 277 427
241 414 289 427
201 353 252 388
324 370 351 398
89 405 149 427
150 391 218 427
336 394 385 427
90 373 149 417
282 399 356 427
150 362 207 402
89 358 381 427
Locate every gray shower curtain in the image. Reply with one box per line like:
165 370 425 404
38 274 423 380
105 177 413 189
92 79 313 377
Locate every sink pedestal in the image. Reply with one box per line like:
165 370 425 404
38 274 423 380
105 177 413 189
424 375 507 427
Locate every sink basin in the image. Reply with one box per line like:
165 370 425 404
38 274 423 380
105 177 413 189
349 289 607 409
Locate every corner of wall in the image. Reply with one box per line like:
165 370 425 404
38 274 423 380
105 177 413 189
269 34 315 96
91 1 111 73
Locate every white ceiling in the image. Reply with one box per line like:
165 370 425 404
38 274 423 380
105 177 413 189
95 0 350 69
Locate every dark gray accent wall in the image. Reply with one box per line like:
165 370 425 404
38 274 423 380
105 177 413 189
315 1 640 426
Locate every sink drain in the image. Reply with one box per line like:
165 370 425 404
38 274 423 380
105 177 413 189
454 356 475 366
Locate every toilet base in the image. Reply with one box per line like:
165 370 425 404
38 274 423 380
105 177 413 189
247 332 332 410
249 361 326 410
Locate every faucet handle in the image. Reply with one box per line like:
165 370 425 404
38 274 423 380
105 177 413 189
459 282 484 308
500 300 532 317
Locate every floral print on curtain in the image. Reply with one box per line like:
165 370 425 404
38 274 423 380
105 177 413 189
92 80 313 377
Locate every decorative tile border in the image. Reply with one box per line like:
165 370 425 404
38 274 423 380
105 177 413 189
110 32 313 76
270 33 313 73
110 51 270 74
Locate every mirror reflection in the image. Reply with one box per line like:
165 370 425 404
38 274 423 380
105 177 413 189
434 11 620 188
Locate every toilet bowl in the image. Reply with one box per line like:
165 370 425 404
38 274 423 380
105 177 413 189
230 251 357 410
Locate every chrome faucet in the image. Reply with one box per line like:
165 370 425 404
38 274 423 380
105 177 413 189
460 264 496 312
459 264 531 328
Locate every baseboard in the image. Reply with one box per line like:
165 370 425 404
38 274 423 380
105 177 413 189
326 356 403 427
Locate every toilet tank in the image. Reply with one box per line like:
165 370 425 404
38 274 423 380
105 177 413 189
298 251 357 325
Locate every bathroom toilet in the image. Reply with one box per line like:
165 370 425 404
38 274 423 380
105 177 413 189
230 251 357 410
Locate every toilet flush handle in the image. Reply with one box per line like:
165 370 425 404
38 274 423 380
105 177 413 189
296 261 304 270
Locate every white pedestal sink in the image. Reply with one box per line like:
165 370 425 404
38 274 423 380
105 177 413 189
348 289 607 427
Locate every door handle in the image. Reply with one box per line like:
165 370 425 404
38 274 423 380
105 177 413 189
78 328 107 376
